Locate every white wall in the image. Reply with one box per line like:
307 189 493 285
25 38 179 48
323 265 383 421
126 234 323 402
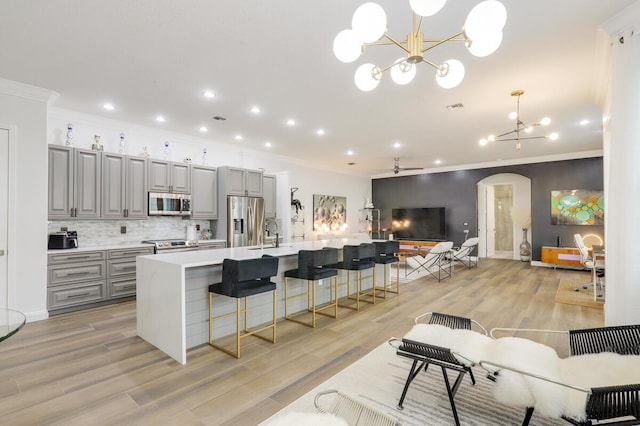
0 79 57 321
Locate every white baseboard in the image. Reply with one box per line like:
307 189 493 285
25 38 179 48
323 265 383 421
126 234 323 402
25 310 49 323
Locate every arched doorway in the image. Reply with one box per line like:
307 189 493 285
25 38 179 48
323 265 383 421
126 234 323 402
477 173 531 260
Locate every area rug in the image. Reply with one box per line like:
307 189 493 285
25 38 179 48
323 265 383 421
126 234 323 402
555 278 604 309
262 342 566 426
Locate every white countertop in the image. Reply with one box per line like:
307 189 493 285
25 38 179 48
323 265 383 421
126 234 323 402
47 241 156 254
139 238 370 268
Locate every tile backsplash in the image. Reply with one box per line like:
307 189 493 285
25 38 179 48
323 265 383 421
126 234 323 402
48 217 215 247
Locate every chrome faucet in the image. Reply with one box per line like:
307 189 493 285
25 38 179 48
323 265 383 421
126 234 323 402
265 218 280 248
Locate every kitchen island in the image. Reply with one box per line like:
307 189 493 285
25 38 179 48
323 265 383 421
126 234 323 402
136 238 385 364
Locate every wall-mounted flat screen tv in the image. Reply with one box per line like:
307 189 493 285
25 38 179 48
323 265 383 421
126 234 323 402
391 207 446 240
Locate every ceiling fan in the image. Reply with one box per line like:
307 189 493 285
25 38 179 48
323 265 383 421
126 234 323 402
391 157 423 174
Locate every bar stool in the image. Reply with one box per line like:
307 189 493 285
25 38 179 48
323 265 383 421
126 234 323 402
373 240 400 299
334 243 376 311
208 255 279 358
283 248 339 327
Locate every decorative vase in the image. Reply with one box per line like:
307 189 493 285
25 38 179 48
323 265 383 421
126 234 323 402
519 228 531 262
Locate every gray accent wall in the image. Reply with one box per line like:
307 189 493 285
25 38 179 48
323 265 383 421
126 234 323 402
372 157 603 261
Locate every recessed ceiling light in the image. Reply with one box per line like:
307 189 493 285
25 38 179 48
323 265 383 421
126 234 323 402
199 126 208 132
347 162 356 165
203 90 216 98
346 150 354 156
155 116 166 123
212 116 227 121
434 159 442 165
316 128 326 136
250 106 261 114
265 141 272 148
286 119 296 126
580 119 590 126
234 134 243 141
103 103 115 111
445 103 463 110
392 142 402 149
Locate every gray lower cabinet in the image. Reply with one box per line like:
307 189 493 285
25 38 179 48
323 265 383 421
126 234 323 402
47 251 107 311
47 245 154 312
107 246 154 299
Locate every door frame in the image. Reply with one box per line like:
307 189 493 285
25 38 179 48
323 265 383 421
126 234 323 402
0 124 17 308
477 173 531 260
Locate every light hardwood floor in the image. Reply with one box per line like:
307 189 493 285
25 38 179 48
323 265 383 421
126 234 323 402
0 259 603 425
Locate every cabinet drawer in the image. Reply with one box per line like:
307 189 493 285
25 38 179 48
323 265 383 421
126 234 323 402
108 277 137 299
108 247 154 259
48 261 106 286
48 250 106 264
48 281 106 310
107 259 137 277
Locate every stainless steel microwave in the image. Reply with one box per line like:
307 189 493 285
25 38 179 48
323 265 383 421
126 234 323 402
148 192 191 216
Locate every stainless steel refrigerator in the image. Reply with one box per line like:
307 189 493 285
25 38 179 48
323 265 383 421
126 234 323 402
227 196 265 247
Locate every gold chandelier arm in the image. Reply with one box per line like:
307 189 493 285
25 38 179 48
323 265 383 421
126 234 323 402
366 40 405 47
413 13 424 34
420 57 441 71
422 30 465 54
383 33 410 54
495 135 549 142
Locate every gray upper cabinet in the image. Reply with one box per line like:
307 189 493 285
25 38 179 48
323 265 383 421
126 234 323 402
191 165 218 219
48 146 101 219
148 159 190 193
218 166 263 197
263 174 277 219
102 153 147 219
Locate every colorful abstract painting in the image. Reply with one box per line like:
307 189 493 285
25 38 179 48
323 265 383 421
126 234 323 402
551 189 604 225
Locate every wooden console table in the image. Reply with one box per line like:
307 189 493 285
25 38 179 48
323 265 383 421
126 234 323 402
540 246 586 268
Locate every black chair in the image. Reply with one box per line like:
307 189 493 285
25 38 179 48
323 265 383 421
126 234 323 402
394 312 488 426
486 324 640 426
208 255 279 358
334 243 376 311
284 248 339 327
373 240 400 299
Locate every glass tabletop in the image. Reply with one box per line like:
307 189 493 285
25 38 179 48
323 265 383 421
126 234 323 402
0 308 26 342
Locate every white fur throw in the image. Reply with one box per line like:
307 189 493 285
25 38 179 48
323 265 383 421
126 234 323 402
559 353 640 421
484 337 565 419
402 324 492 366
262 411 348 426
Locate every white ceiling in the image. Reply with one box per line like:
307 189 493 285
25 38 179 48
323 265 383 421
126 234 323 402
0 0 633 176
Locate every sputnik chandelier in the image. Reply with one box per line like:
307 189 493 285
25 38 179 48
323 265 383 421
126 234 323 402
333 0 507 91
479 90 559 150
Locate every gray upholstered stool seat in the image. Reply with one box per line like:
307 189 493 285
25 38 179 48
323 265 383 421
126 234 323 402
208 255 279 358
283 248 339 327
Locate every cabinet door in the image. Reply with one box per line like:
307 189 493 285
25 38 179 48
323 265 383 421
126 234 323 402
245 169 263 197
225 167 246 195
191 165 218 219
263 174 276 218
48 145 74 219
126 156 147 218
101 152 126 218
148 159 171 192
74 149 101 219
170 163 191 193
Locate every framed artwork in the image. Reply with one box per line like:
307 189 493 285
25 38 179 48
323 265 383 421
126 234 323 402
551 189 604 225
313 194 347 231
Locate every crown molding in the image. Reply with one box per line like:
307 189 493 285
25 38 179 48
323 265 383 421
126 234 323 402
0 77 59 104
600 0 640 36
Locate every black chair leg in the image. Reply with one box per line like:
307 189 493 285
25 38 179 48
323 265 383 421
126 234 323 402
522 406 535 426
441 366 461 426
397 360 426 410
